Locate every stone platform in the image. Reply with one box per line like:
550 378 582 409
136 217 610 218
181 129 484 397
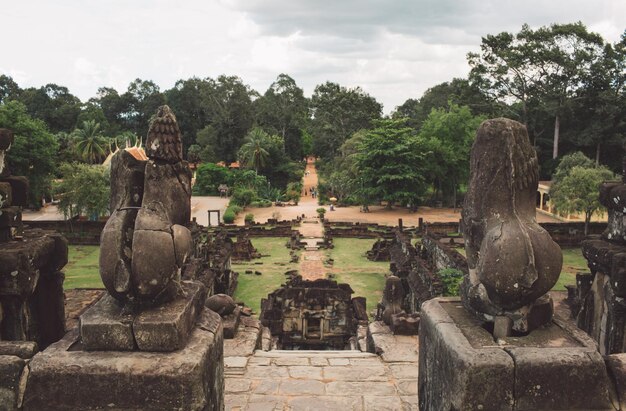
419 297 615 410
23 309 224 410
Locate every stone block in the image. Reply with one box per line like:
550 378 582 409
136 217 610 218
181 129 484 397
80 293 135 351
222 305 241 339
133 280 207 351
0 182 12 206
24 309 224 411
0 341 38 359
419 298 614 411
0 355 26 410
0 176 28 207
606 354 626 410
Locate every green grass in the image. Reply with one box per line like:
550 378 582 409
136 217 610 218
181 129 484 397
65 245 103 289
326 238 390 317
553 247 588 291
232 237 299 315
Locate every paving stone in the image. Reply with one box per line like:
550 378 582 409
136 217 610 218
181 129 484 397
245 365 289 379
225 378 252 394
274 356 310 366
389 364 417 380
363 395 404 410
224 393 248 410
396 380 417 395
323 366 388 382
247 394 287 411
380 343 419 363
253 379 280 395
401 396 419 411
280 379 325 395
328 358 350 366
225 356 249 369
247 357 271 366
309 357 328 366
288 365 323 379
349 358 382 367
326 381 396 396
288 395 363 411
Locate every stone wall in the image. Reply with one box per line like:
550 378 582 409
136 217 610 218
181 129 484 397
421 234 468 275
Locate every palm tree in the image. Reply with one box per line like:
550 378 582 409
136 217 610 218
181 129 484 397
239 128 270 174
72 120 108 164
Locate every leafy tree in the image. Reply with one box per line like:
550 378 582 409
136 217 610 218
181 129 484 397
55 162 110 219
310 81 382 160
255 74 308 160
0 101 58 206
355 119 428 208
238 128 270 173
72 120 109 163
468 22 606 159
418 104 485 206
187 144 202 163
0 75 21 104
193 162 233 195
17 84 82 133
551 165 614 235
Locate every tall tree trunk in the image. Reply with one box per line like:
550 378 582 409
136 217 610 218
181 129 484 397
552 114 560 160
595 142 601 167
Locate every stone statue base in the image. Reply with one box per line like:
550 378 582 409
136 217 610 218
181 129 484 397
24 309 224 410
419 298 614 410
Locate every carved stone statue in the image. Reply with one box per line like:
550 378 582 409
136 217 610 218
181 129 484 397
381 275 404 324
462 118 562 335
100 105 193 305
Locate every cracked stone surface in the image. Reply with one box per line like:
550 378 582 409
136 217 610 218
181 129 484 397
224 349 418 410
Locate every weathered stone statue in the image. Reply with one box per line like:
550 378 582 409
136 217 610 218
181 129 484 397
381 275 404 325
462 118 562 335
100 105 193 305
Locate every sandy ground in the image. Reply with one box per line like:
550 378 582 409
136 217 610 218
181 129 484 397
235 158 562 226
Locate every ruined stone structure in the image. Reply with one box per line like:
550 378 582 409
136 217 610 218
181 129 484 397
231 232 261 260
21 107 224 410
419 119 615 410
576 142 626 355
260 276 367 350
377 275 419 335
461 118 562 335
0 128 69 409
366 237 393 261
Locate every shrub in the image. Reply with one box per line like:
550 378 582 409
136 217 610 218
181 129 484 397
193 163 233 195
244 213 254 224
223 209 236 224
438 268 464 296
316 207 327 218
229 205 242 214
250 199 272 208
230 188 256 207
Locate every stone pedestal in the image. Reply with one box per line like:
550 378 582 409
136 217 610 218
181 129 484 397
419 298 614 410
24 309 224 410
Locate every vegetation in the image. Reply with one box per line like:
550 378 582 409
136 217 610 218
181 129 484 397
231 237 300 314
64 246 103 289
438 268 464 296
551 152 615 234
54 163 110 219
553 247 589 291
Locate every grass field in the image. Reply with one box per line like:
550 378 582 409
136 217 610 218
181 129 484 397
553 247 588 290
232 238 299 315
65 245 103 289
325 238 390 317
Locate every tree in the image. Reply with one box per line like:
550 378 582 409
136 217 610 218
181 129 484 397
468 22 606 159
0 75 21 104
55 162 110 219
310 82 382 160
72 120 109 163
17 84 82 133
193 163 233 196
355 119 428 208
0 101 58 206
551 164 614 235
418 104 485 206
255 74 308 160
238 128 270 174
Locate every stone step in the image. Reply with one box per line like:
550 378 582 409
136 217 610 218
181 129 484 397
305 246 319 251
254 350 376 358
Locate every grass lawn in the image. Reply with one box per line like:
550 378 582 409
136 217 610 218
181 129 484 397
65 245 103 289
326 238 390 317
232 237 299 315
553 247 588 291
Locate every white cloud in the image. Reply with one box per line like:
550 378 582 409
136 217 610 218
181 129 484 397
1 0 624 113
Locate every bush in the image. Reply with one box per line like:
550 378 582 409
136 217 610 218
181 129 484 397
230 188 256 207
316 207 327 218
244 213 254 224
223 209 236 224
250 199 272 208
229 205 242 214
438 268 464 296
193 163 233 195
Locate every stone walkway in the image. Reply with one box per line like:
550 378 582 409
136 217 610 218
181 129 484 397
224 350 418 410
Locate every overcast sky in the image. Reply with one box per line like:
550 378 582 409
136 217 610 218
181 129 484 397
2 0 624 113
